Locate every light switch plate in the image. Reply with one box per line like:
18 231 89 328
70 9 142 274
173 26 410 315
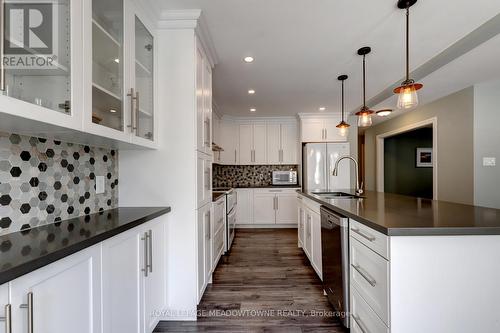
96 176 105 194
483 157 496 167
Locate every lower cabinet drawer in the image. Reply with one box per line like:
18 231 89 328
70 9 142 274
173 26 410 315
351 287 389 333
350 237 390 325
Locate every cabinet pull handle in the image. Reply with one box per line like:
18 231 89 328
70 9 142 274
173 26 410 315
324 128 328 140
351 228 376 242
0 0 5 91
148 229 153 273
352 314 369 333
352 264 377 287
206 213 211 240
276 197 279 210
0 304 12 333
234 150 237 163
273 196 276 210
141 232 148 277
127 88 138 132
135 91 140 134
19 292 33 333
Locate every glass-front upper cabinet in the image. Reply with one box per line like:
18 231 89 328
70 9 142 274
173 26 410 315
91 0 124 132
1 0 75 118
133 16 154 141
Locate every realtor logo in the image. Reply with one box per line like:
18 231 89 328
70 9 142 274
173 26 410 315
3 1 58 69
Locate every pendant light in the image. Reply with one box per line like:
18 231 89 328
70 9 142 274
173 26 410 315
336 75 350 137
394 0 422 110
355 47 374 128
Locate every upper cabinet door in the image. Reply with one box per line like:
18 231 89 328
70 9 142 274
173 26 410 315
133 15 154 143
203 62 213 155
281 124 297 164
86 0 130 141
253 124 267 164
239 124 253 164
301 119 324 142
0 0 83 129
266 124 281 164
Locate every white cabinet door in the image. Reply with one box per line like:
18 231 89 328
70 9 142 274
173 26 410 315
276 193 298 224
197 203 212 302
0 284 8 333
297 202 305 246
311 210 323 278
220 120 238 164
253 192 276 224
304 210 313 259
324 117 346 142
266 124 281 164
143 219 167 332
239 124 253 164
203 61 213 155
10 246 101 333
102 227 143 333
253 124 267 164
301 119 324 142
197 152 212 209
281 124 298 164
236 189 254 224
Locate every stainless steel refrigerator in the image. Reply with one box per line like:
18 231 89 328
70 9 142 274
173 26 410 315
303 143 351 192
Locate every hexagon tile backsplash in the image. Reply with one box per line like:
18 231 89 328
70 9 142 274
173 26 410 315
0 132 118 235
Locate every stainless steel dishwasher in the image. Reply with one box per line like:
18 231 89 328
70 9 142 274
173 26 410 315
320 206 350 328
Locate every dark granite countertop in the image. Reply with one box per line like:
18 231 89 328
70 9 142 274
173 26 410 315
299 190 500 236
233 185 301 189
0 207 171 284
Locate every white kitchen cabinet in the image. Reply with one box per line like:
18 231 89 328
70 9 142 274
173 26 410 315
252 189 299 225
239 124 267 164
10 245 102 333
197 203 213 302
102 226 143 333
297 193 322 279
197 151 212 209
143 220 167 332
236 189 254 224
220 120 239 164
267 123 298 165
299 115 346 143
276 192 298 224
84 0 158 148
310 210 322 278
253 192 277 224
297 198 306 247
304 210 312 259
212 197 225 269
195 43 213 155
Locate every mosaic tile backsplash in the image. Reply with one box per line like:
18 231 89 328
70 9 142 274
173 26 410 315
213 164 298 188
0 132 118 235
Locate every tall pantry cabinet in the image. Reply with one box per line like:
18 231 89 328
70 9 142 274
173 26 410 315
195 37 214 302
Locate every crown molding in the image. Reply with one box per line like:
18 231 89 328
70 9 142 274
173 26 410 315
157 9 219 67
221 115 298 123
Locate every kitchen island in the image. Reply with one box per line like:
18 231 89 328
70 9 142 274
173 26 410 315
297 190 500 333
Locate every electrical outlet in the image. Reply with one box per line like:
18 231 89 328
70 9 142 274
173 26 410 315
483 157 496 167
96 176 105 194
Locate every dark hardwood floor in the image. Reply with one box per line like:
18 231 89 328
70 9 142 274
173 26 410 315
154 229 346 332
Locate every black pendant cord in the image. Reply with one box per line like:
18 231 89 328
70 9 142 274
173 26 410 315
341 79 345 122
362 54 366 108
406 3 410 82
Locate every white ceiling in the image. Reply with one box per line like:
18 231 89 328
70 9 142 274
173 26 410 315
154 0 500 117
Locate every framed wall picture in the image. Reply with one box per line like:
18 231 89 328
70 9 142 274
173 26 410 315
416 148 433 168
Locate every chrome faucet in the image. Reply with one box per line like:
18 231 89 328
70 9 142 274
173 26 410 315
332 156 363 196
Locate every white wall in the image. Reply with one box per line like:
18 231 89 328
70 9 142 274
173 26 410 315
119 28 199 319
474 80 500 209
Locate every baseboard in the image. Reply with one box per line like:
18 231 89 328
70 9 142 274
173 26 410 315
236 224 298 229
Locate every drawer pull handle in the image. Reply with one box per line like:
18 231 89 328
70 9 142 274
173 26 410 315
19 292 33 333
351 228 376 242
353 264 377 287
352 314 369 333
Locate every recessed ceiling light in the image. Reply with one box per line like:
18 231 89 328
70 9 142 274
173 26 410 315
248 89 255 94
319 107 326 111
109 109 117 113
250 108 256 112
244 56 254 63
376 109 392 117
114 58 120 63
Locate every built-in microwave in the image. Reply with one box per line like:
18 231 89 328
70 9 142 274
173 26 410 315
272 171 298 185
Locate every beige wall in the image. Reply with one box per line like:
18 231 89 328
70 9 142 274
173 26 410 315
364 87 474 205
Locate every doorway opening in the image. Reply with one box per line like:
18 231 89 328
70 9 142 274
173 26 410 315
376 118 438 199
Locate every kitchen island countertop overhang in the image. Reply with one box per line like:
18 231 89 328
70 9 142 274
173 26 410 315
299 190 500 236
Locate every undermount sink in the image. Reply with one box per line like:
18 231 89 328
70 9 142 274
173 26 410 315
312 191 361 199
